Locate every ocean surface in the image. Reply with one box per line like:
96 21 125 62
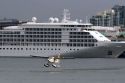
0 57 125 83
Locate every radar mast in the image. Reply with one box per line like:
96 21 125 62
62 9 71 23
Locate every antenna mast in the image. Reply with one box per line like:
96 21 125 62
62 9 70 23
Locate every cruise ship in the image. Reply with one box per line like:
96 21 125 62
0 9 125 58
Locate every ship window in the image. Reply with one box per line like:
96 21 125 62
81 44 83 46
70 36 72 38
84 44 87 47
0 48 1 50
77 44 80 46
88 40 92 42
91 44 94 47
108 50 112 55
73 44 76 46
70 44 72 46
88 36 92 38
70 40 72 42
67 44 69 47
77 40 80 42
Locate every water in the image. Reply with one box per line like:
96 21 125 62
0 57 125 83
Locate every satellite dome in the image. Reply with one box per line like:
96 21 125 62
54 17 59 23
32 17 37 22
49 17 54 23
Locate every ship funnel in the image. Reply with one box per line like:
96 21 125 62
32 17 37 23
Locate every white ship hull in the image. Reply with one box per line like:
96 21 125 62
59 42 125 58
0 42 125 58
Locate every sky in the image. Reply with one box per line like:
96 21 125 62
0 0 124 22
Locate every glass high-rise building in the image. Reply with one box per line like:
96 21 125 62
90 5 125 27
112 5 125 27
